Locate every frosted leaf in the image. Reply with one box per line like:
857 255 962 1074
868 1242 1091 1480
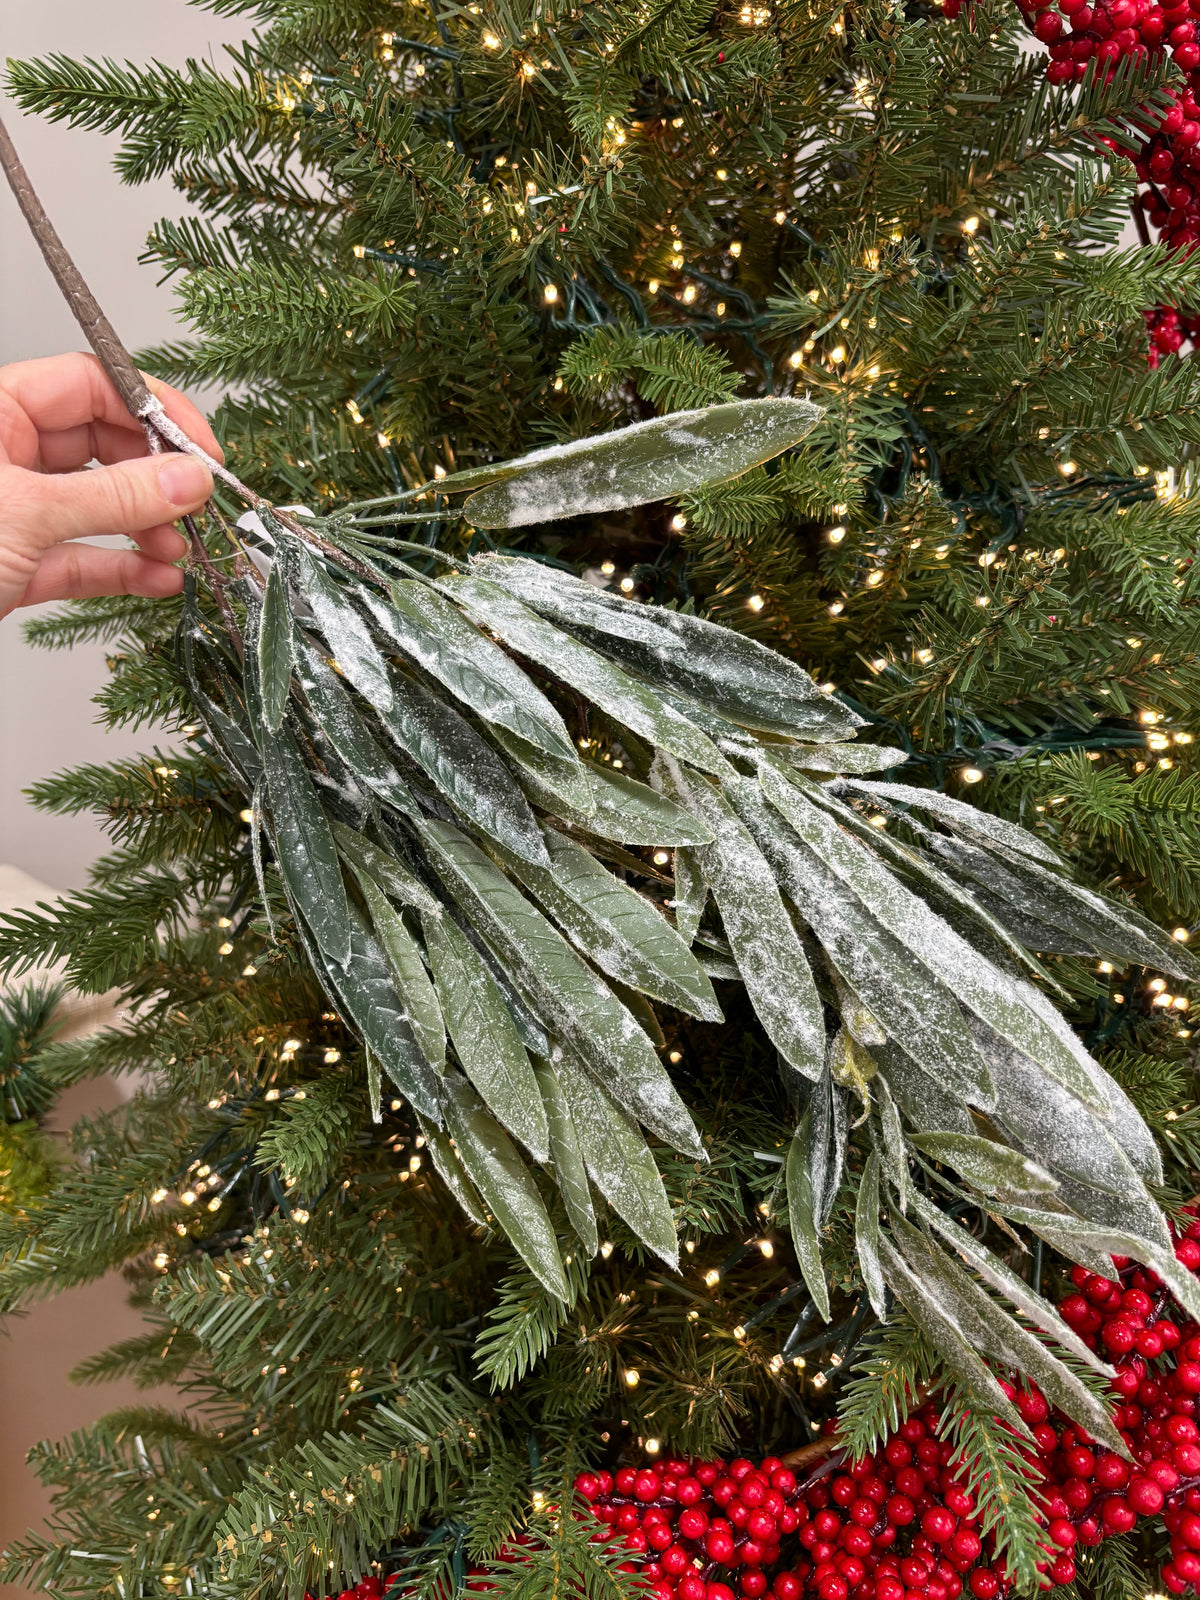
499 826 722 1022
787 1081 833 1322
490 723 597 816
874 1041 976 1134
297 546 395 714
662 763 825 1081
443 574 733 776
425 914 550 1163
731 778 993 1105
363 580 580 764
672 846 708 946
471 553 860 739
440 1071 568 1302
259 722 354 970
418 1115 489 1230
842 778 1064 865
376 672 551 868
761 764 1106 1111
782 743 909 773
888 1212 1125 1451
295 633 417 816
532 1056 598 1257
969 1017 1166 1236
352 864 446 1070
855 1155 888 1319
877 1232 1024 1423
555 1050 679 1268
458 397 823 528
906 1188 1112 1376
420 818 704 1158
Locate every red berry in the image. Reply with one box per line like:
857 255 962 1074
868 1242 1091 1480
1047 1518 1076 1549
886 1496 916 1527
921 1509 956 1544
968 1572 999 1599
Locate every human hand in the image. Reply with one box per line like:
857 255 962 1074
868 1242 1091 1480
0 352 223 619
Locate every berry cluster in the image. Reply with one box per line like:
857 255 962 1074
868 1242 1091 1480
572 1225 1200 1600
942 0 1200 361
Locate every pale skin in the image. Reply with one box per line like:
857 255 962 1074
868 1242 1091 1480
0 353 221 620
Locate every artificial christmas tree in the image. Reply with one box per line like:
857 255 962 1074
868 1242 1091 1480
5 0 1200 1597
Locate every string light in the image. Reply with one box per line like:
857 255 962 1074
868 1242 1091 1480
961 767 984 784
543 283 558 303
704 1268 720 1287
828 525 846 543
623 1368 641 1388
1175 929 1191 943
747 594 765 612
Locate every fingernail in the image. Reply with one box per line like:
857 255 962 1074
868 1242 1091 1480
157 455 212 507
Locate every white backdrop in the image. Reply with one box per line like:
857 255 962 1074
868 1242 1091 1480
0 0 245 889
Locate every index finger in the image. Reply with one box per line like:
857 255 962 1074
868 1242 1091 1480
0 352 224 463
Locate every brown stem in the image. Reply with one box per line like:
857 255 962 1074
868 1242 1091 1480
0 112 155 421
0 110 375 582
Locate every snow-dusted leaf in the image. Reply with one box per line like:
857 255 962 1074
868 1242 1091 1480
331 821 441 916
661 763 824 1082
260 723 354 968
364 580 579 763
420 818 703 1158
376 672 550 868
351 865 445 1069
785 743 910 774
492 723 598 817
502 827 721 1022
876 1232 1028 1425
904 1188 1111 1376
786 1092 831 1322
1030 1222 1200 1323
760 764 1105 1110
443 575 732 777
297 904 442 1120
729 775 985 1096
297 546 395 713
295 634 417 814
855 1152 888 1319
459 398 823 528
472 554 858 740
418 1114 490 1229
842 779 1064 865
440 1073 569 1302
909 1132 1058 1196
873 1073 909 1211
583 764 715 845
672 847 707 945
425 913 549 1163
258 556 294 731
888 1213 1125 1451
875 1042 978 1135
556 1049 679 1267
532 1056 598 1256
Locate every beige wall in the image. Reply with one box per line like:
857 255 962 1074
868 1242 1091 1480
1 5 245 1589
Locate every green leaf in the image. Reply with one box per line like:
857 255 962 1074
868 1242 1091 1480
459 398 823 527
501 827 721 1022
491 723 598 817
760 763 1105 1111
855 1152 887 1319
786 1092 831 1322
672 847 707 945
909 1132 1058 1197
786 744 909 774
888 1213 1125 1451
440 1073 569 1302
294 904 441 1120
295 633 417 814
873 1075 909 1212
662 763 824 1082
475 554 859 740
418 1114 490 1230
351 865 446 1070
297 546 395 713
532 1056 598 1256
842 779 1064 865
904 1187 1112 1376
425 914 550 1163
555 1050 679 1267
366 581 580 764
377 672 551 867
583 764 715 846
420 819 703 1158
443 575 733 778
260 723 354 968
331 822 441 916
876 1233 1027 1426
258 556 295 731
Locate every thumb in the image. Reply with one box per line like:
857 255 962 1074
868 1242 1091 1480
6 453 213 547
